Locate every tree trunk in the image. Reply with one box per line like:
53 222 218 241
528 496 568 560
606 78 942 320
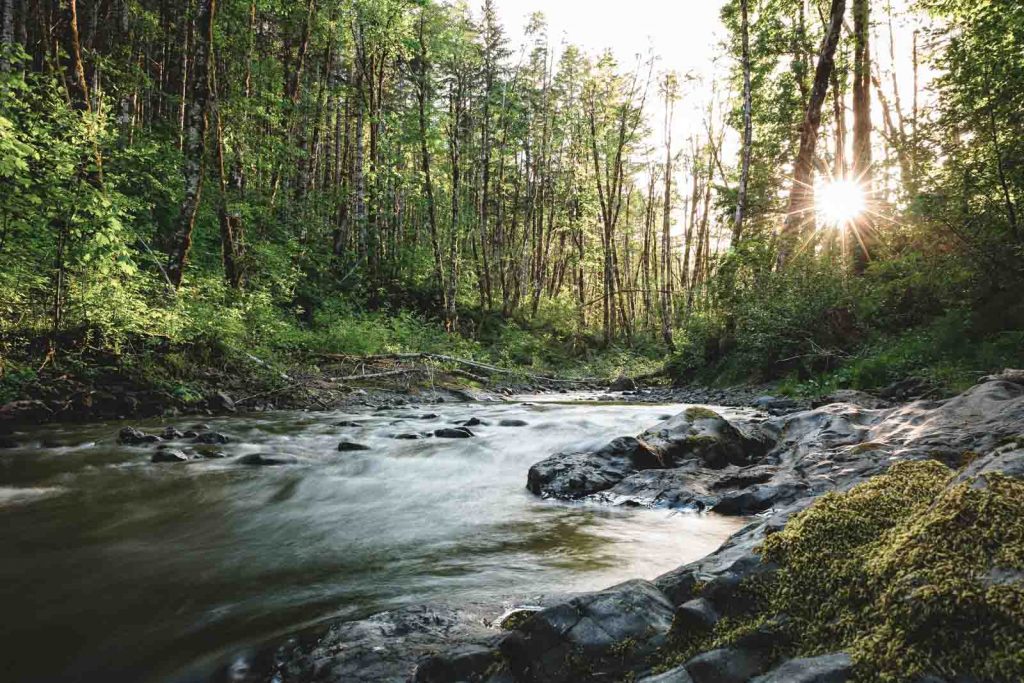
851 0 873 274
167 0 216 289
777 0 846 269
732 0 753 245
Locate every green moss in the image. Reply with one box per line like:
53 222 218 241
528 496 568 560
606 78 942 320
685 406 722 421
655 460 1024 681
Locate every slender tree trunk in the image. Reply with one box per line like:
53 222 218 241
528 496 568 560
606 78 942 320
167 0 216 288
732 0 753 245
851 0 873 274
777 0 846 269
1 0 15 73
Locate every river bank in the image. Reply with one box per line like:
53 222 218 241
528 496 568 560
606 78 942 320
223 370 1024 683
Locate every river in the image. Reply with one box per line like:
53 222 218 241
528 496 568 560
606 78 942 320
0 397 749 682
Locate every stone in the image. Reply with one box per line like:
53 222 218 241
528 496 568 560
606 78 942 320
336 420 362 428
413 644 496 683
639 666 695 683
393 433 425 440
750 653 853 683
117 427 160 445
671 598 720 635
237 453 299 466
194 431 230 444
211 391 236 412
610 376 639 392
458 417 488 427
499 607 542 630
338 441 371 452
434 427 474 439
161 426 185 440
500 579 675 683
151 448 190 463
499 419 528 427
685 647 766 683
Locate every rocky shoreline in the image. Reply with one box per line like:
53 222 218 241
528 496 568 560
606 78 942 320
222 370 1024 683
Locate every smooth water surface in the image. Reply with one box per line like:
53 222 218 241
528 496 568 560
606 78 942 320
0 398 748 682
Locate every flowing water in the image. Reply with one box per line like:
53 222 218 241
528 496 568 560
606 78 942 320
0 397 749 683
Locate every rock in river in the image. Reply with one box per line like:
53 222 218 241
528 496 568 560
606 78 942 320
434 427 475 439
118 427 161 445
338 441 371 452
237 453 299 466
151 448 190 464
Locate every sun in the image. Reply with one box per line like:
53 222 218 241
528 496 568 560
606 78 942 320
816 180 866 227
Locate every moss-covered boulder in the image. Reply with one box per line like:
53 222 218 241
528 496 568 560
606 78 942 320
661 460 1024 682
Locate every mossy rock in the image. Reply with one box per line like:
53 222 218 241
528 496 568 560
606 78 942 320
673 460 1024 682
685 406 722 421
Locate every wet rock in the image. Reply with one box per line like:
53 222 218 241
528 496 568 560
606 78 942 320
528 408 772 501
393 433 426 440
418 413 440 420
211 391 236 412
250 605 496 683
672 598 720 635
639 665 695 683
40 439 65 448
500 579 675 683
434 427 475 439
684 647 766 683
0 400 51 424
752 396 801 415
413 643 497 683
750 652 852 683
195 446 228 459
117 427 160 445
161 426 185 440
457 417 489 427
237 453 299 466
610 376 639 392
335 420 362 428
527 436 663 499
814 389 889 410
499 419 528 427
191 423 211 431
194 431 230 445
152 448 190 463
338 441 371 452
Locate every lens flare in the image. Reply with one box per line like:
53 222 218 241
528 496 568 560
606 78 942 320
817 180 866 227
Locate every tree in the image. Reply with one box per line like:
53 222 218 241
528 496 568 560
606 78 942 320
850 0 873 274
777 0 847 269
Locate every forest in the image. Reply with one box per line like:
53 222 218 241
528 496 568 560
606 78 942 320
0 0 1022 401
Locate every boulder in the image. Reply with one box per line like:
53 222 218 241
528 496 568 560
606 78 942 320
684 647 766 683
151 448 190 463
210 391 236 412
161 426 185 440
335 420 362 428
194 431 230 445
338 441 371 452
639 666 695 683
527 437 663 499
118 427 160 445
752 396 801 415
499 419 529 427
458 417 488 427
672 598 720 635
393 433 426 440
750 653 852 683
813 389 889 410
610 376 639 392
501 580 675 683
237 453 299 466
413 644 497 683
434 427 475 439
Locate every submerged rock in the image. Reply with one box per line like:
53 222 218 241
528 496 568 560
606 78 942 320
499 419 529 427
337 441 371 452
151 448 190 463
193 431 230 445
434 427 474 439
237 453 299 466
117 427 160 445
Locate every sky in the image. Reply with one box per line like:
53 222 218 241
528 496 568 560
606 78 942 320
486 0 731 150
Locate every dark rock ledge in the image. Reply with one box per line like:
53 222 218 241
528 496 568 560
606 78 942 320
224 371 1024 683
